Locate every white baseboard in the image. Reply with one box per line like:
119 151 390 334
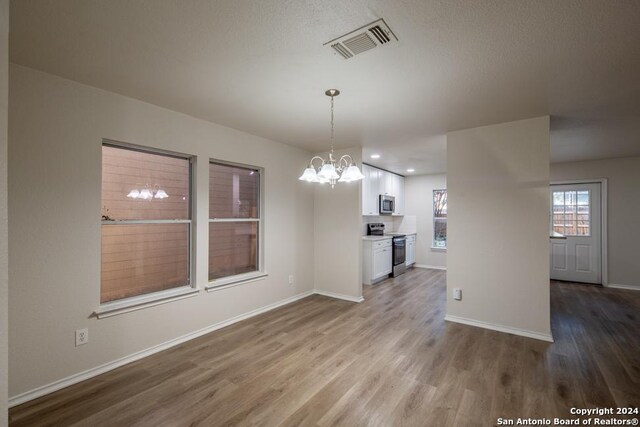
313 289 365 303
606 283 640 291
444 314 554 343
414 264 447 271
9 289 315 408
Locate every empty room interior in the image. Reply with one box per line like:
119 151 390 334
1 1 640 426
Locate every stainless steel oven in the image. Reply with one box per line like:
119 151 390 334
392 235 406 277
379 195 395 215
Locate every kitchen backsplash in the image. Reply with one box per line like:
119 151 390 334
362 215 417 235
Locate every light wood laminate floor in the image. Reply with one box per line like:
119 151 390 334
9 268 640 426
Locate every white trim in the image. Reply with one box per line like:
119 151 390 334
551 178 608 286
414 264 447 271
101 219 191 225
206 272 268 291
605 283 640 291
313 289 364 303
444 314 554 342
430 246 446 252
9 289 315 408
209 218 260 222
94 287 199 319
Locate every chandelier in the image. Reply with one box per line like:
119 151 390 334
299 89 364 188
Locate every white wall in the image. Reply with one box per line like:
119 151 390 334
313 148 363 301
446 117 552 341
1 0 9 423
404 174 447 269
551 156 640 289
8 65 316 398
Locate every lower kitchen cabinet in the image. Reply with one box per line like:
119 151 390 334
406 234 416 266
363 238 393 285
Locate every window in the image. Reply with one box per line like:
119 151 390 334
433 189 447 248
552 190 590 236
101 143 192 304
209 161 262 284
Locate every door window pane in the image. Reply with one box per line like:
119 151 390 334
551 190 590 236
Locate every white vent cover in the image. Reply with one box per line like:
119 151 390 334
325 18 398 60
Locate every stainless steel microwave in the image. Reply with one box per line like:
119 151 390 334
379 194 395 215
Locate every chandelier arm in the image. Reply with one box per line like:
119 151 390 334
309 156 326 169
337 154 354 172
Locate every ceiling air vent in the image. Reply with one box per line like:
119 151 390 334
325 18 398 60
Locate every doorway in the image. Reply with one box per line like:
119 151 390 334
550 181 605 285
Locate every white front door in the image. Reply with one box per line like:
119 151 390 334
550 183 602 284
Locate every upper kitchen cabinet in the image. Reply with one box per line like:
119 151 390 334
393 174 405 215
362 164 379 215
362 164 405 216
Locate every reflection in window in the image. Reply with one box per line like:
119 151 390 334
209 161 262 282
101 143 192 303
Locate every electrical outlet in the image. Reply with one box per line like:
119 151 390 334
288 274 294 285
453 288 462 301
75 328 89 347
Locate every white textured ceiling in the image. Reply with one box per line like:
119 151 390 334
9 0 640 175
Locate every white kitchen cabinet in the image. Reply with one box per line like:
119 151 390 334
405 234 416 266
362 164 380 216
363 238 393 285
361 165 405 216
392 174 405 215
373 246 393 278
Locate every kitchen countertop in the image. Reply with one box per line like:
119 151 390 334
362 235 392 241
362 232 416 241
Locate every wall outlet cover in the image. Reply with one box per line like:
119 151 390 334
75 328 89 346
453 288 462 300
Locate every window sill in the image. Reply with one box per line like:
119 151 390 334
94 286 199 319
206 271 268 292
431 246 447 252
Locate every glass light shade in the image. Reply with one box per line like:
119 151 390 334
126 189 140 199
139 188 153 200
337 170 353 183
314 175 330 183
317 164 339 180
298 167 318 182
339 165 365 182
154 189 169 199
347 165 365 181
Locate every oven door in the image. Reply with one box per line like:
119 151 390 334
393 237 406 266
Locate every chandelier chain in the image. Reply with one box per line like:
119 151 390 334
330 94 335 153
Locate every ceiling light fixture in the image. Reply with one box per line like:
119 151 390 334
370 154 381 159
299 89 364 188
406 168 415 173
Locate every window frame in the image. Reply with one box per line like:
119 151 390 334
95 140 197 318
206 159 266 291
432 189 447 251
